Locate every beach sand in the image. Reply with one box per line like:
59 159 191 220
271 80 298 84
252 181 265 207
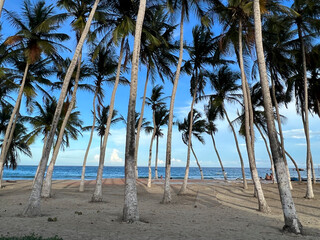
0 179 319 239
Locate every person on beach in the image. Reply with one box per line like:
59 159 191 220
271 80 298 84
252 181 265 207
265 173 271 180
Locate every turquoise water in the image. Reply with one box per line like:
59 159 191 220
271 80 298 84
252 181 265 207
2 165 318 180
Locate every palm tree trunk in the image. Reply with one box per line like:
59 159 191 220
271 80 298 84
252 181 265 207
123 0 146 222
210 133 227 181
0 63 29 182
154 135 159 179
190 145 203 180
297 24 314 199
239 20 270 213
253 0 302 233
42 52 82 198
271 78 292 189
79 89 98 192
92 37 125 202
0 0 5 18
223 108 247 189
255 124 275 184
162 5 185 204
22 0 100 217
135 65 151 178
179 78 198 194
147 112 156 188
32 134 48 187
285 150 301 182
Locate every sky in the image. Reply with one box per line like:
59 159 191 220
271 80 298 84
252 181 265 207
1 0 320 171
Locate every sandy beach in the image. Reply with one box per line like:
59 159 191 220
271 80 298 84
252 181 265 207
0 179 319 239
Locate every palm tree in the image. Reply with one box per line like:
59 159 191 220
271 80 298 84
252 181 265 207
123 0 146 222
23 0 100 217
79 46 128 192
178 110 206 180
253 0 302 233
208 66 247 189
90 0 142 202
153 107 169 179
1 119 31 171
286 0 320 199
91 105 122 202
135 5 177 178
204 104 227 181
162 0 208 204
0 0 69 177
179 25 226 194
145 85 167 187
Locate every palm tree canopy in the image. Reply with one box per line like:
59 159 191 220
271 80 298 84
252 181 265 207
178 109 206 145
4 0 70 64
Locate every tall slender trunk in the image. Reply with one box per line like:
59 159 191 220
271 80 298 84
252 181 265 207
239 20 270 213
147 112 156 188
79 89 98 192
285 150 301 182
22 0 100 217
42 52 82 198
253 0 302 233
162 5 185 204
154 135 159 179
0 0 5 18
271 77 292 189
0 63 29 184
297 23 314 199
92 37 125 202
179 78 198 194
135 65 151 178
123 0 146 222
210 133 227 181
190 145 203 180
223 108 247 189
256 124 275 184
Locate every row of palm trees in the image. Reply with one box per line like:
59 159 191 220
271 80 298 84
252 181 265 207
0 0 319 233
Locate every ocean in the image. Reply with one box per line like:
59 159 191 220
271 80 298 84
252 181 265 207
2 165 318 181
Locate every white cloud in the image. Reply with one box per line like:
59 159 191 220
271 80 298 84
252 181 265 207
172 158 182 163
110 149 124 163
158 159 164 165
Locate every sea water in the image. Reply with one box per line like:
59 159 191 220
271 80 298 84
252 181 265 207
2 165 317 181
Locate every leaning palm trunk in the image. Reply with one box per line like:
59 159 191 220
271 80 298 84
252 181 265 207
239 21 270 213
256 124 275 184
190 145 203 180
210 133 227 180
297 23 314 199
0 63 29 185
22 0 100 217
285 150 301 182
42 53 82 198
123 0 146 222
134 65 151 178
147 112 156 188
154 135 159 179
223 108 247 189
0 0 5 18
162 5 185 204
79 89 98 192
92 38 125 202
253 0 302 232
271 78 292 189
179 79 198 194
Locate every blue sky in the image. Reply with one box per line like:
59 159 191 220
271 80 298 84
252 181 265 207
2 0 320 171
